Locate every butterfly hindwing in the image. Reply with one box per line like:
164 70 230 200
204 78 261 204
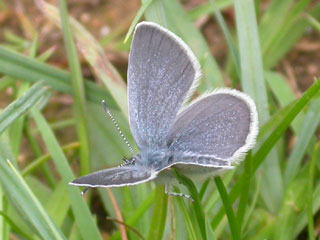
167 89 258 165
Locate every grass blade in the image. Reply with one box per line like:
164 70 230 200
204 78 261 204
0 46 117 108
22 142 79 176
264 71 303 133
58 0 91 175
173 169 210 240
147 186 168 240
234 0 283 212
8 35 37 157
110 190 155 240
307 143 318 240
0 211 33 240
0 156 66 240
236 153 252 236
252 80 320 172
0 81 48 135
45 182 70 227
261 2 320 69
214 177 239 240
31 109 102 240
209 0 240 78
124 0 153 43
306 14 320 32
284 99 320 185
37 0 128 117
173 188 198 240
188 0 234 20
234 0 268 116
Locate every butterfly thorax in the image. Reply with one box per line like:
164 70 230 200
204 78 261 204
133 149 172 170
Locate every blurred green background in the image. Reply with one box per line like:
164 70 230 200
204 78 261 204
0 0 320 239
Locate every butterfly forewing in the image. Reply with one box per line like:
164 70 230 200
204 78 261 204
70 166 156 188
128 22 201 150
167 89 258 165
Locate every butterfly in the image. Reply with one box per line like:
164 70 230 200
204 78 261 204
70 21 259 194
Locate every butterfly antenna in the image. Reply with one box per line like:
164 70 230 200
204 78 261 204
102 100 135 155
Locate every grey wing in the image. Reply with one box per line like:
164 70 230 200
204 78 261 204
69 166 157 188
128 22 201 150
167 89 259 165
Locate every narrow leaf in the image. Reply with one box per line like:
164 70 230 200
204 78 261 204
31 109 102 240
0 156 66 240
0 81 48 134
58 0 91 175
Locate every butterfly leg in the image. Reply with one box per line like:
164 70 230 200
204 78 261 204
81 187 91 195
165 184 194 202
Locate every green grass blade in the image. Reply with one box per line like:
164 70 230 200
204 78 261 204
45 182 70 227
209 0 240 78
0 211 33 240
294 179 320 238
236 153 252 236
124 0 153 43
234 0 283 212
306 14 320 32
284 99 320 185
58 0 91 175
24 124 56 187
252 79 320 172
307 143 318 240
214 177 239 240
0 157 66 240
22 142 79 176
0 76 14 91
9 81 29 157
147 186 168 240
38 0 128 117
199 179 210 200
0 46 117 108
8 35 37 157
0 81 48 135
264 71 303 133
265 71 296 107
37 45 57 62
242 172 261 232
0 185 10 240
31 109 102 240
173 169 209 240
259 0 294 57
204 171 235 213
188 0 234 21
261 2 320 69
173 188 198 240
110 190 155 240
234 0 268 115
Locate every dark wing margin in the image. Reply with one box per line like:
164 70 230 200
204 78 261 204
167 88 259 164
128 21 201 150
69 166 157 188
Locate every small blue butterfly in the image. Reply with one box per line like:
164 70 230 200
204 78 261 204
70 22 259 195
